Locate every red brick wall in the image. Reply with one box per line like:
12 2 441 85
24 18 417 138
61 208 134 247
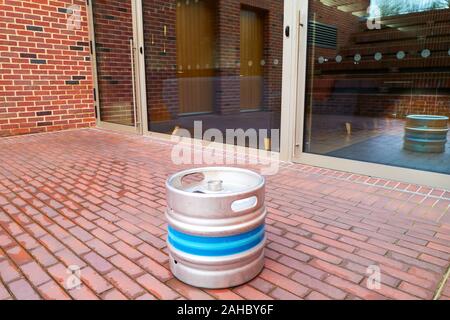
261 0 283 114
0 0 95 137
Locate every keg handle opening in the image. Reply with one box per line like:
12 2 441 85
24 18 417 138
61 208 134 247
231 196 258 213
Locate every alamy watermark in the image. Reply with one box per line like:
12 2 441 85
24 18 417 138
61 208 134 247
170 121 280 175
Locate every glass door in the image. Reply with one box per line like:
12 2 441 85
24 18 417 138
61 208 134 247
139 0 285 151
89 0 142 133
294 0 450 187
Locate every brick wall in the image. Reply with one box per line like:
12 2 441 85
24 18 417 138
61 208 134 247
310 93 450 118
0 0 95 137
215 0 241 116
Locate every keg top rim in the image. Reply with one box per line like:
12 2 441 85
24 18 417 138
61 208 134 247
407 115 449 120
166 167 265 197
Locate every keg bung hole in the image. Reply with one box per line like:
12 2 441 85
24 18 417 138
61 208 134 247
231 196 258 213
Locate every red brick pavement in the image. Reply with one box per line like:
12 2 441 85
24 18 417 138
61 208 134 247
0 128 449 300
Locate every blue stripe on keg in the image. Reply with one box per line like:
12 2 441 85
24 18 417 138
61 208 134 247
168 225 265 257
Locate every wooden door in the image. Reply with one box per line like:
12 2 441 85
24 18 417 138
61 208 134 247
176 0 216 114
240 9 264 111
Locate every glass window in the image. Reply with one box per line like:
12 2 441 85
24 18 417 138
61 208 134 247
92 0 136 127
304 0 450 174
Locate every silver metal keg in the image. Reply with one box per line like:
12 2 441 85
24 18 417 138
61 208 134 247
165 167 266 289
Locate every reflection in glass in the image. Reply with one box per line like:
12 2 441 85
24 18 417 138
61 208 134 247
142 0 284 151
369 0 449 17
396 51 406 60
92 0 136 126
304 0 450 175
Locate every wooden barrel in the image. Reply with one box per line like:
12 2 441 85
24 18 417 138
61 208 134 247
404 115 449 153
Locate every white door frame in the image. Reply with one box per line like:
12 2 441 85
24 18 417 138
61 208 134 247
287 0 450 190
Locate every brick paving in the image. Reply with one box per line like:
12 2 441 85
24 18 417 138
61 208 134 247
0 128 449 300
440 278 450 300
